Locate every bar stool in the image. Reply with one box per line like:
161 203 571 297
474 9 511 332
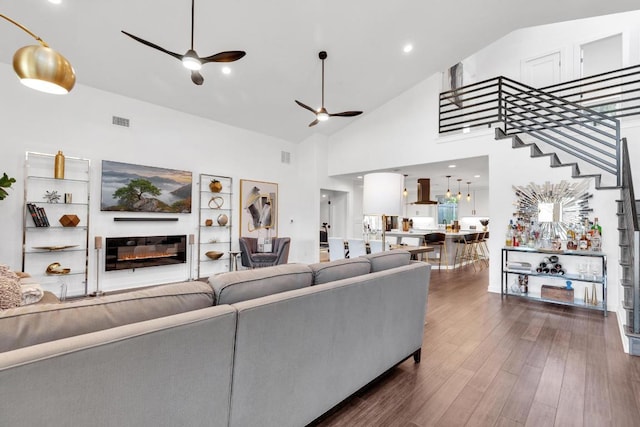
453 232 481 270
477 231 490 268
425 233 447 268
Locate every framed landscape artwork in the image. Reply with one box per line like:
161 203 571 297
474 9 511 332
239 179 278 238
101 160 192 213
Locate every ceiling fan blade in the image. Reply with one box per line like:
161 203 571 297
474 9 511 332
201 51 246 63
191 70 204 85
121 31 183 61
329 111 363 117
295 100 316 114
308 119 320 127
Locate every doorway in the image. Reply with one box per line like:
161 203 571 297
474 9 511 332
580 33 622 78
319 189 348 261
521 51 561 88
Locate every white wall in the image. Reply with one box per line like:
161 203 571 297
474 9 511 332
0 64 308 294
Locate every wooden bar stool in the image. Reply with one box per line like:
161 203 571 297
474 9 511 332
425 233 447 268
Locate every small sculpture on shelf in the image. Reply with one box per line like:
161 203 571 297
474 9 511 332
209 179 223 193
44 190 61 203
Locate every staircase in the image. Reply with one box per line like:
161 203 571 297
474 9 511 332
439 69 640 354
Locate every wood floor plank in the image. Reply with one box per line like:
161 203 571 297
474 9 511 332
533 329 570 408
409 367 475 426
500 364 543 423
583 333 612 427
554 347 586 427
525 401 556 427
465 370 518 427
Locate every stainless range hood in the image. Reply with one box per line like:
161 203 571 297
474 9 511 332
415 178 438 204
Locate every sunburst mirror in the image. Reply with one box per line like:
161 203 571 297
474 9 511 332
512 180 592 239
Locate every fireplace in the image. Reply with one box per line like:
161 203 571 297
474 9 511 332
105 235 187 271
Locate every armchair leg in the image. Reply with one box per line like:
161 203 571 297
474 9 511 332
413 348 421 363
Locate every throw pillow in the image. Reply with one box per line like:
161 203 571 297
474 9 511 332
0 276 22 310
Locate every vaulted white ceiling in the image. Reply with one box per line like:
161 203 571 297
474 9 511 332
2 1 638 143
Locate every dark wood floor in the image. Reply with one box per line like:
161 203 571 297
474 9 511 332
313 265 640 426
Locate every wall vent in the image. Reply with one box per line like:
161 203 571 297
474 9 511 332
112 116 130 127
281 151 291 164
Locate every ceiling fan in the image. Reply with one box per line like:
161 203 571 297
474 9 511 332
121 0 245 85
295 51 363 127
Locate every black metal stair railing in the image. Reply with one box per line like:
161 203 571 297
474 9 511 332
500 77 621 186
620 139 640 336
439 76 622 186
541 64 640 121
440 64 640 133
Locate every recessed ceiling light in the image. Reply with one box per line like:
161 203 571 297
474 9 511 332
322 194 327 198
357 176 363 179
48 0 62 4
221 66 231 75
474 174 481 178
448 164 456 168
403 44 413 54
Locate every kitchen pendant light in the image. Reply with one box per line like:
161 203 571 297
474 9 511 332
456 178 462 200
445 175 451 198
1 14 76 94
466 181 471 202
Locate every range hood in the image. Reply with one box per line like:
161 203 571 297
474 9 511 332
415 178 438 204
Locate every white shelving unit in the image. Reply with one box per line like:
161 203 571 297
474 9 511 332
197 174 233 279
501 246 607 316
22 152 90 298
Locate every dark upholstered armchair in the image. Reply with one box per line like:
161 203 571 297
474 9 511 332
238 237 291 268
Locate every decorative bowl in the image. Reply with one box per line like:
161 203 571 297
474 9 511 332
205 251 223 260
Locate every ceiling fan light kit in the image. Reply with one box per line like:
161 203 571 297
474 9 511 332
295 50 363 127
121 0 245 85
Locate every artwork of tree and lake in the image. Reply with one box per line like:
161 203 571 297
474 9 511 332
101 161 192 213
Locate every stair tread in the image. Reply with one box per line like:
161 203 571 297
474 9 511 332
625 326 640 338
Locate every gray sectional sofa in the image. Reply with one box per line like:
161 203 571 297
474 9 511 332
0 251 431 427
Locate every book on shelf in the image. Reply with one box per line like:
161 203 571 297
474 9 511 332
37 207 50 227
27 204 50 227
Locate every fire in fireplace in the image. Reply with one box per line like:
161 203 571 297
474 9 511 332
105 235 187 271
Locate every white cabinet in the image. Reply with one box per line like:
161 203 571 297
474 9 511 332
501 246 607 316
22 152 90 298
198 174 233 279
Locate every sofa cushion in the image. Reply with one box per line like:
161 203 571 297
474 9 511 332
0 280 214 353
209 264 312 305
309 258 371 285
363 250 412 272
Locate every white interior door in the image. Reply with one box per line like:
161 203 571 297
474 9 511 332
580 34 622 78
521 51 561 88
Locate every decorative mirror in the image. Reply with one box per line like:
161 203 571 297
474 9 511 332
512 180 592 239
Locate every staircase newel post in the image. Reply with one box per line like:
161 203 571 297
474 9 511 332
498 77 507 134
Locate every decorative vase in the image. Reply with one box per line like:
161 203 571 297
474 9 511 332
54 151 65 179
205 219 213 227
217 214 228 226
209 179 222 192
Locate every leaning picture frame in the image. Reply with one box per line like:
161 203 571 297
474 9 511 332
239 179 278 238
442 62 464 108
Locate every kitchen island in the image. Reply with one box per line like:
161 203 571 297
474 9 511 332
386 229 487 269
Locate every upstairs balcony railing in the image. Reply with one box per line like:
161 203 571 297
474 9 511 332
438 65 640 187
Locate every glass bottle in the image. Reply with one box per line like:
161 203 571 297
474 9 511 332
591 217 602 236
591 218 602 252
578 219 589 250
505 223 513 247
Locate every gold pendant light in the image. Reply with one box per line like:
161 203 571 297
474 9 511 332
1 14 76 94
